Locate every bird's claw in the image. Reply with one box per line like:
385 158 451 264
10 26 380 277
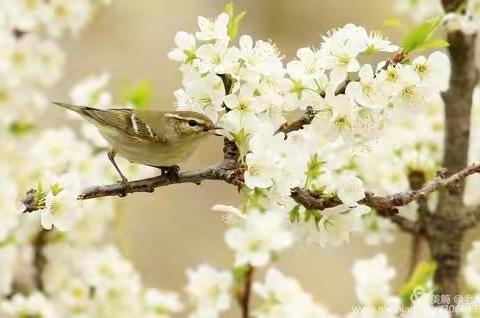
160 165 180 182
118 177 132 197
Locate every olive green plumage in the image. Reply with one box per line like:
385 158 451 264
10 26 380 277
53 102 218 168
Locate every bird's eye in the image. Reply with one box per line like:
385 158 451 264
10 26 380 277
188 120 198 127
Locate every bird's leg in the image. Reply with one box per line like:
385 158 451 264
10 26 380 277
107 150 132 196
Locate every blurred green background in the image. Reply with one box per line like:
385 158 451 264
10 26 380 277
49 0 414 314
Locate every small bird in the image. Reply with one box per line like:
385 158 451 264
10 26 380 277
53 102 221 194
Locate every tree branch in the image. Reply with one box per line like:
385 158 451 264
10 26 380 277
441 0 466 12
428 1 479 307
22 160 243 211
236 266 254 318
408 170 430 218
291 164 480 233
290 187 420 233
33 229 48 292
406 171 430 276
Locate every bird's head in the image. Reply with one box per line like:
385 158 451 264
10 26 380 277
165 111 221 140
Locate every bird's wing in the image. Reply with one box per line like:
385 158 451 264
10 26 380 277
83 108 168 143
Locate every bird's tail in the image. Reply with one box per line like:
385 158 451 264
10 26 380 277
52 102 86 114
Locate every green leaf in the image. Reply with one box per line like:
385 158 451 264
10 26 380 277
289 205 301 223
9 121 35 136
225 2 246 40
413 39 449 52
304 153 324 187
242 188 267 210
228 11 246 40
0 237 15 248
383 18 405 31
399 260 437 307
306 154 323 178
121 80 153 109
51 183 63 196
401 16 444 53
34 183 47 210
232 128 249 160
224 2 234 18
289 79 306 99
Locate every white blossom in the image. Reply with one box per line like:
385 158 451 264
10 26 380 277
317 205 370 246
195 39 239 74
168 31 197 63
70 73 112 108
175 71 225 121
39 172 82 231
395 0 443 22
222 84 266 133
413 51 451 93
41 0 94 37
365 31 399 54
253 268 337 318
1 292 59 318
319 24 366 84
186 264 233 317
346 64 388 109
336 174 366 206
225 210 293 267
406 293 450 318
287 47 325 81
195 13 229 41
143 289 183 318
0 179 19 242
352 254 400 311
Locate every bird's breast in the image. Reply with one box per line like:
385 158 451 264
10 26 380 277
99 127 202 166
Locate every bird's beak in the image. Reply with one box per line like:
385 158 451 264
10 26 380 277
209 126 224 136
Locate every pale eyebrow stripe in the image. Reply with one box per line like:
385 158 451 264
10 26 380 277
164 113 204 125
164 113 187 121
130 113 139 134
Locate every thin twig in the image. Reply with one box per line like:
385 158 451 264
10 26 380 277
277 106 317 134
237 266 254 318
278 51 408 135
291 164 480 233
407 170 430 216
33 229 48 291
406 171 430 274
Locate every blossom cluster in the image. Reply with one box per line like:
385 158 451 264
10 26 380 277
253 268 337 317
0 0 114 125
168 10 451 258
185 264 233 317
0 1 189 317
1 71 184 317
163 8 461 317
348 254 449 318
1 244 183 318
